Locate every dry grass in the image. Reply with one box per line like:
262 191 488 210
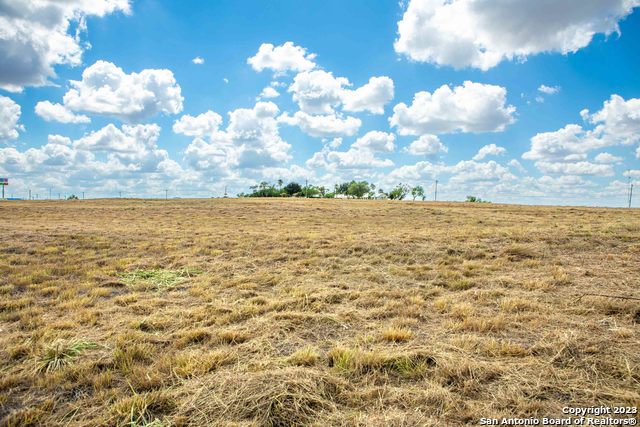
0 198 639 426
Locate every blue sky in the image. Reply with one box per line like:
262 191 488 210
1 0 639 205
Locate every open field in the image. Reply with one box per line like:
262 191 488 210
0 199 639 426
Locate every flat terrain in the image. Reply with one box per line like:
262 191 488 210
0 199 638 426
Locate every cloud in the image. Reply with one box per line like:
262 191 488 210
508 159 527 173
183 102 291 174
342 76 394 114
385 158 515 186
248 42 317 74
524 95 640 176
351 131 396 152
389 81 516 135
448 160 515 184
538 85 560 95
394 0 639 70
0 123 172 181
0 96 24 140
0 0 131 92
523 124 599 162
307 131 395 171
73 124 170 172
60 61 184 122
279 111 361 137
535 161 614 176
472 143 506 160
288 70 350 114
594 152 623 164
35 101 90 124
583 94 640 145
258 86 280 99
326 149 394 169
192 56 205 64
404 134 448 156
173 111 223 138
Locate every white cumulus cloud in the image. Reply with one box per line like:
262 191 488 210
258 86 280 99
183 102 291 174
472 143 506 160
35 101 90 124
192 56 205 64
288 70 349 114
342 76 394 115
538 85 561 95
248 42 317 74
594 152 623 164
0 0 131 92
389 81 516 135
279 111 361 138
405 134 448 156
394 0 639 70
0 96 24 140
352 131 396 152
60 61 184 123
173 111 223 139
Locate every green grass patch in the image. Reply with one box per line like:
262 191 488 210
120 268 201 291
37 340 97 373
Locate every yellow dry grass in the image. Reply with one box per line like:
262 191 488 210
0 198 638 426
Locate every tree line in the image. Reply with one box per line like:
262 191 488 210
238 180 428 201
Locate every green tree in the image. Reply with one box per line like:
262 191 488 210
411 185 425 201
465 195 490 203
336 182 350 195
346 181 370 199
284 182 302 196
389 184 410 200
277 179 283 190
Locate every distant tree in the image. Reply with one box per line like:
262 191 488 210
304 185 321 198
284 182 302 196
346 181 370 199
336 182 350 195
324 192 335 198
67 194 79 200
389 184 410 200
243 181 280 197
377 188 388 200
277 179 284 190
318 186 326 197
465 195 490 203
411 185 425 201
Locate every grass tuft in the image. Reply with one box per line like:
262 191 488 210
36 340 97 373
120 268 201 291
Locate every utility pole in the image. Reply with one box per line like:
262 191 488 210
82 192 85 200
58 193 61 200
627 173 633 208
224 185 228 198
49 188 52 200
305 179 308 198
165 189 168 200
119 191 122 199
434 180 438 202
28 189 31 200
630 184 634 209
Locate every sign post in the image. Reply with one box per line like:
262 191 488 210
0 178 7 200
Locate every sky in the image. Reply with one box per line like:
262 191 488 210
1 0 639 206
